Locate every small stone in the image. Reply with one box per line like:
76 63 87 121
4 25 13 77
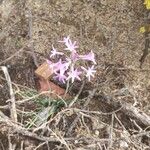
120 140 128 149
95 130 99 136
35 61 53 79
38 78 71 99
74 140 78 144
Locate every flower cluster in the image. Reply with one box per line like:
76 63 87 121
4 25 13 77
47 36 96 84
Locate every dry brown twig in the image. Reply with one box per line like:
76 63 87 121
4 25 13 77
0 89 57 110
120 101 150 127
0 46 26 65
66 88 97 136
8 130 17 150
69 80 85 107
1 110 104 146
27 8 39 67
107 113 114 149
33 142 47 150
1 66 17 122
47 126 71 150
0 111 56 142
100 93 150 127
0 140 5 150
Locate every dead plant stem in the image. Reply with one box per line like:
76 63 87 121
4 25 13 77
1 66 17 122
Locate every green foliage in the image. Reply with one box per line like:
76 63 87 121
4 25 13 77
25 99 65 128
19 89 66 128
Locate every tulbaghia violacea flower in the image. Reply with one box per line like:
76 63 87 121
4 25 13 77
70 51 79 61
80 50 96 64
53 59 67 73
67 66 82 83
47 36 97 84
81 65 96 81
54 70 67 83
50 45 64 58
65 39 78 52
59 36 78 52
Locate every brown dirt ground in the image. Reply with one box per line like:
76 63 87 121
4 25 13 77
0 0 150 149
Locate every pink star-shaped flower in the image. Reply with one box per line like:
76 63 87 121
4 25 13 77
81 65 96 81
80 50 96 64
65 39 78 52
59 36 78 52
50 45 64 58
53 59 67 73
54 70 67 84
67 66 82 83
70 51 79 61
64 51 79 68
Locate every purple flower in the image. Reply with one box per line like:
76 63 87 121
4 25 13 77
65 39 78 52
48 36 97 84
80 50 96 64
59 36 78 52
67 66 82 83
81 65 96 81
53 59 67 73
54 70 67 84
70 51 79 61
64 51 79 67
50 45 64 58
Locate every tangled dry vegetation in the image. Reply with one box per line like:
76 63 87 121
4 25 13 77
0 0 150 150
